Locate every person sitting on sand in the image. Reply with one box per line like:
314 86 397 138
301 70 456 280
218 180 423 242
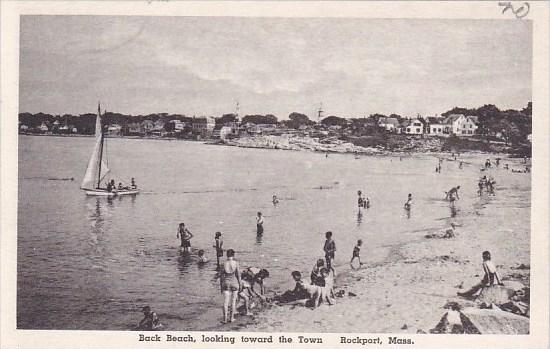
197 249 209 264
221 249 241 323
311 259 325 286
137 306 163 330
176 223 193 253
457 251 503 299
404 193 413 210
239 267 269 315
350 239 364 268
273 271 310 304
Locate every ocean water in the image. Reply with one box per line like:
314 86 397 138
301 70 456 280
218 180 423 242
17 135 531 330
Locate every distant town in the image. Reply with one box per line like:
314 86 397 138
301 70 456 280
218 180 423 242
19 102 532 156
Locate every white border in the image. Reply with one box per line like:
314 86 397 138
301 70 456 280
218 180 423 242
1 2 549 348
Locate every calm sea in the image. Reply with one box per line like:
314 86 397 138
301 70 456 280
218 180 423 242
17 135 530 330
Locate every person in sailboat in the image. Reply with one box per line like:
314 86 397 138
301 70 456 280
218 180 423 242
131 177 137 189
118 182 124 190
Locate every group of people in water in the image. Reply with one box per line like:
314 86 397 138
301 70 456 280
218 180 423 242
135 154 526 329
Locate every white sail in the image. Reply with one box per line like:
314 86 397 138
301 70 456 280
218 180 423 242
81 104 106 190
80 135 102 189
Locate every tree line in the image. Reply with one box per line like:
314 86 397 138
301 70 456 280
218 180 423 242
19 102 531 143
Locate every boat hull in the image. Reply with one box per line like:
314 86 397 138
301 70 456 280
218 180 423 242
83 188 140 196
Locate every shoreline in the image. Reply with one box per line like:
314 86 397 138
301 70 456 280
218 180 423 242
19 133 526 157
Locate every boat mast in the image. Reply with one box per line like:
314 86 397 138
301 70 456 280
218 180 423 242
97 102 104 189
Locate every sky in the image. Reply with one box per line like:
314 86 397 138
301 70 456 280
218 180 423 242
19 16 532 119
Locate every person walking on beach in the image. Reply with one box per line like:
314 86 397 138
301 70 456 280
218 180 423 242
176 223 193 253
457 251 503 299
256 212 264 235
323 231 336 273
213 231 224 269
221 249 242 323
350 239 364 268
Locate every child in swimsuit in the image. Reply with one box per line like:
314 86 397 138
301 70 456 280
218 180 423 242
176 223 193 252
350 239 363 268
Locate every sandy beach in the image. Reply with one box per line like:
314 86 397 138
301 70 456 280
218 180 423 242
232 165 531 333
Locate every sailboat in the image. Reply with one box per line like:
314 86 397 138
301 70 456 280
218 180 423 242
80 103 139 196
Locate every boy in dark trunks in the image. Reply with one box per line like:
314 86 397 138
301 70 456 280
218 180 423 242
350 239 364 268
323 231 336 273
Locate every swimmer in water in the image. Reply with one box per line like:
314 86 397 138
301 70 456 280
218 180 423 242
272 195 279 205
198 249 209 264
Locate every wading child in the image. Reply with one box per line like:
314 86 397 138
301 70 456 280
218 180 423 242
197 249 209 264
350 239 364 268
256 212 264 235
213 231 224 269
176 223 193 253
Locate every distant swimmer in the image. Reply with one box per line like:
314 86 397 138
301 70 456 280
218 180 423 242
357 190 364 208
459 161 463 169
137 306 163 331
177 223 194 253
445 186 461 201
272 195 279 205
364 197 370 209
256 212 264 235
350 239 364 268
404 193 413 210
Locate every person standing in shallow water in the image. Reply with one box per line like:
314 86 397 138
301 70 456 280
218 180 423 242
404 193 413 210
256 212 264 235
176 223 193 253
213 231 224 269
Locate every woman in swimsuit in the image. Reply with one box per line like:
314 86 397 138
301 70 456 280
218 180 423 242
221 249 241 323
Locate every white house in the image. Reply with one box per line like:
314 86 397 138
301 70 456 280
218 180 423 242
443 114 477 136
378 117 400 132
38 122 49 132
106 124 122 136
405 118 424 135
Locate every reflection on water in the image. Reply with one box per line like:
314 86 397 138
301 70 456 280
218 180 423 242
356 209 363 227
17 136 531 330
